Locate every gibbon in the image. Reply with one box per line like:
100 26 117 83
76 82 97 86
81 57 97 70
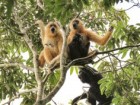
72 66 113 105
36 20 64 68
67 18 114 46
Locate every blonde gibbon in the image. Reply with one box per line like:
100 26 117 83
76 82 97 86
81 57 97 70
67 18 114 45
36 20 64 68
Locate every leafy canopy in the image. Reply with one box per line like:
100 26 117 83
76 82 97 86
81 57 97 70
0 0 140 105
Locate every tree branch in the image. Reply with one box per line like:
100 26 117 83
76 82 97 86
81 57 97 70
42 72 52 84
66 50 97 67
117 1 140 12
1 96 20 105
97 44 140 54
93 62 136 75
14 14 43 104
36 0 44 10
0 63 34 72
1 88 37 105
66 44 140 67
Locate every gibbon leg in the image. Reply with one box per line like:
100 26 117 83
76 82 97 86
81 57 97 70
43 48 53 65
38 50 45 67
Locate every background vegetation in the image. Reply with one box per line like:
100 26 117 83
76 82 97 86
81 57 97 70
0 0 140 105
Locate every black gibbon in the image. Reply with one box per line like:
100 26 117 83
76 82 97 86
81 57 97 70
36 20 64 68
68 33 90 60
67 18 114 46
72 66 113 105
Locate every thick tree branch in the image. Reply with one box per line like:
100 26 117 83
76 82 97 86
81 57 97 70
14 14 43 104
66 50 97 67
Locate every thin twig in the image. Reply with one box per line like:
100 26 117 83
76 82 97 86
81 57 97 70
117 2 140 12
95 62 136 75
1 95 20 105
97 44 140 54
0 63 34 71
52 99 57 105
1 88 37 105
42 72 52 84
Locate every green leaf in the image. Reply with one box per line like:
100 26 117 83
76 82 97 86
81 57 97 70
54 3 65 14
75 66 79 74
70 66 74 75
6 0 14 18
100 82 106 95
118 48 128 59
132 80 139 90
82 0 90 6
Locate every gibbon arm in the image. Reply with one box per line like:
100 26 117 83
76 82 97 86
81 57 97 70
48 55 60 70
35 20 45 41
86 26 114 46
72 93 87 105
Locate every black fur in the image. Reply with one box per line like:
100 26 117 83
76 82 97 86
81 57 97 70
72 66 112 105
68 33 90 60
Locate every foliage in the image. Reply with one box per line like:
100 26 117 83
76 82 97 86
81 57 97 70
0 0 140 105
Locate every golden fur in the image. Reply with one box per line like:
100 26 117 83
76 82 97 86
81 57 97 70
36 20 63 67
67 18 113 45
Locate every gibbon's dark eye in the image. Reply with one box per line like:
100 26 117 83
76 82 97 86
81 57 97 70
50 24 56 28
74 20 79 24
73 20 79 29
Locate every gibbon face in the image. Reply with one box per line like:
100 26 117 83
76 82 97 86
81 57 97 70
41 21 63 48
45 22 61 36
70 18 84 31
